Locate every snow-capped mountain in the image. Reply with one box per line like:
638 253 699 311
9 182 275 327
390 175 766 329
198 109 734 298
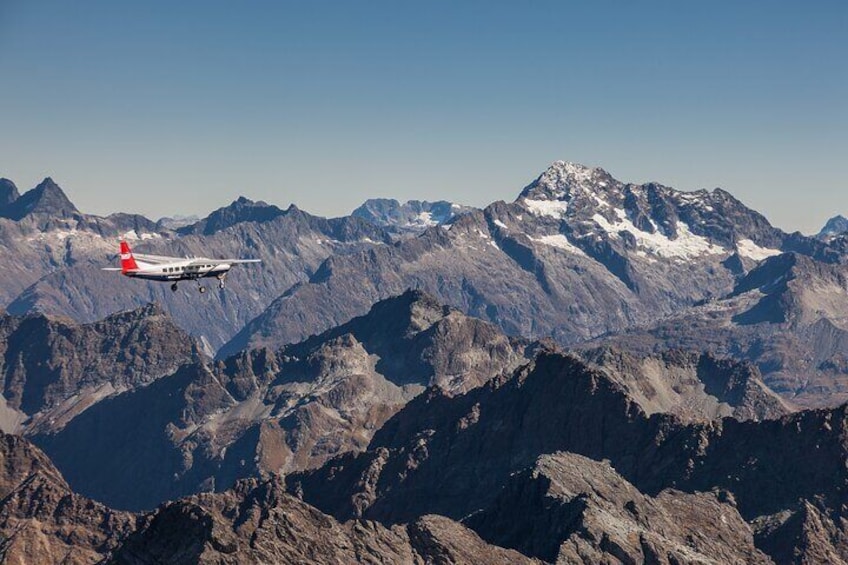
352 198 473 234
517 161 784 262
818 215 848 241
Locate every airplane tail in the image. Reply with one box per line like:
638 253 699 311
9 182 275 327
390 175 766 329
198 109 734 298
120 241 140 273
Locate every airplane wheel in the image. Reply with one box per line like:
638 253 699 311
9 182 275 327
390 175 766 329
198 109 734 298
199 286 206 294
171 283 178 292
219 282 225 289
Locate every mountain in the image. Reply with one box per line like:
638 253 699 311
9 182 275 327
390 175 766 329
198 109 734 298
31 291 532 511
0 432 135 564
291 351 848 563
579 347 792 422
155 213 200 230
583 252 848 408
0 303 202 435
1 177 80 221
0 178 19 210
818 215 848 240
466 452 769 563
0 177 167 308
222 161 812 356
352 198 473 234
176 197 286 236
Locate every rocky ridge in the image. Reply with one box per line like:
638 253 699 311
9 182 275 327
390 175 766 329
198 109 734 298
0 303 201 434
31 291 532 511
0 432 135 564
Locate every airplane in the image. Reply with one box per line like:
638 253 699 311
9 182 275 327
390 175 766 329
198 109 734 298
102 240 261 293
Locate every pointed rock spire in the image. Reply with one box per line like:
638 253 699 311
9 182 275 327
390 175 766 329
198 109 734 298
0 178 20 210
3 177 79 220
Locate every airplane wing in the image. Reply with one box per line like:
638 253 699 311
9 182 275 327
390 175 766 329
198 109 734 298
186 258 262 266
133 253 182 265
101 267 123 271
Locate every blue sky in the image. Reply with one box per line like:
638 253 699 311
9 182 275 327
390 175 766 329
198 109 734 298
1 1 845 233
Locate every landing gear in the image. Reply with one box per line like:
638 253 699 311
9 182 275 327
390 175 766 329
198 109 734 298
198 285 206 294
217 272 227 290
171 283 178 292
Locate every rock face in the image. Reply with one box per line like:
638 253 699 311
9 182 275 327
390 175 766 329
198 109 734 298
0 178 20 210
579 347 792 422
466 452 769 563
0 303 202 434
224 161 821 356
0 432 135 565
587 252 848 407
108 477 536 565
32 291 532 511
290 351 848 563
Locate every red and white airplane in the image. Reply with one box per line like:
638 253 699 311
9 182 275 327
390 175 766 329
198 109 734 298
103 241 261 293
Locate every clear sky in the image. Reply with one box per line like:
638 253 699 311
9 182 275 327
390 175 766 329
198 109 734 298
1 1 845 233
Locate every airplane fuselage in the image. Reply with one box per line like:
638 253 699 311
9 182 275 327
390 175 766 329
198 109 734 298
122 259 232 282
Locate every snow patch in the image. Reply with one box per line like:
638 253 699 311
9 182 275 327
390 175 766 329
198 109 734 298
414 212 438 227
530 234 587 257
524 198 568 219
493 219 508 229
736 239 782 261
592 214 726 259
122 230 161 241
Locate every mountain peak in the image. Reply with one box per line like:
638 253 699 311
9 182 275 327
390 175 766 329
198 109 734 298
519 161 616 202
817 215 848 240
1 177 79 220
178 196 285 235
0 178 20 209
352 198 469 232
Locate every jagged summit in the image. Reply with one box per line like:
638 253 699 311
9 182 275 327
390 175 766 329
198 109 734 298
818 215 848 240
512 160 784 252
178 196 286 235
519 161 618 201
0 178 20 209
1 177 79 220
